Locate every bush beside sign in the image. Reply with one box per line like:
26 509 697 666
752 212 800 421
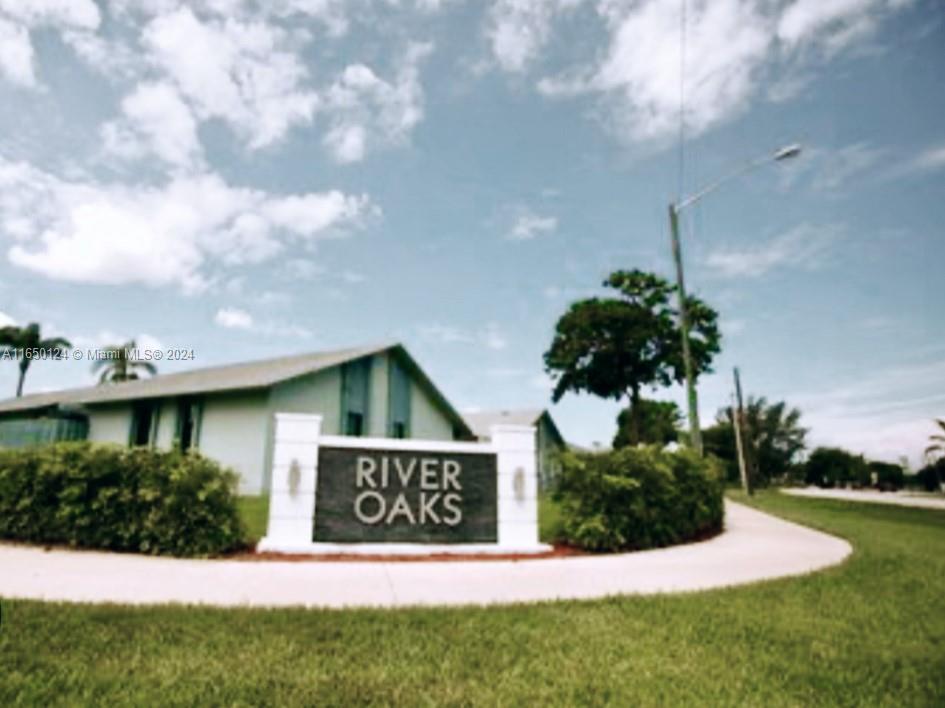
313 447 498 543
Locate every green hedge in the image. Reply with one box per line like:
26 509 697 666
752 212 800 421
0 442 246 557
553 446 725 552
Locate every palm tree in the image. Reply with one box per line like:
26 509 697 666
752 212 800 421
0 322 72 397
926 418 945 462
717 396 807 484
92 340 158 383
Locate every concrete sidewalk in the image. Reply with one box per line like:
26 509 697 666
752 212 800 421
0 501 851 609
783 487 945 510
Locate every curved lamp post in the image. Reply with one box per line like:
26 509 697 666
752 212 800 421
670 143 802 456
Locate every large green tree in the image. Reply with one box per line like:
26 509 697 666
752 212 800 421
704 396 807 485
0 323 72 398
93 340 158 383
544 269 720 444
805 447 869 488
613 398 682 448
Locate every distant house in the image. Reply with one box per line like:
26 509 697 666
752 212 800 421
463 409 566 490
0 343 472 494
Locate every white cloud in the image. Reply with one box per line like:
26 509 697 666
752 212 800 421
815 142 884 190
322 42 434 163
214 306 312 337
508 210 557 240
0 0 101 88
486 0 577 73
0 0 100 29
262 0 351 37
417 321 509 350
141 7 318 149
323 124 367 164
255 290 293 306
72 329 165 351
136 332 165 352
785 142 885 191
533 0 910 144
215 307 254 329
875 142 945 181
414 0 459 11
793 358 945 466
483 322 508 350
0 310 15 327
705 223 841 278
0 157 374 292
776 0 896 55
284 258 325 278
594 0 770 142
340 270 366 284
905 143 945 174
0 18 36 88
102 82 203 168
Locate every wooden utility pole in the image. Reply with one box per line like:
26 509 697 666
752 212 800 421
669 203 702 456
733 367 752 495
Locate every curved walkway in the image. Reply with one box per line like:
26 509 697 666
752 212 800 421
782 487 945 510
0 501 851 609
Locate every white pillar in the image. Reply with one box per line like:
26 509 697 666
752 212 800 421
491 423 543 550
257 413 322 552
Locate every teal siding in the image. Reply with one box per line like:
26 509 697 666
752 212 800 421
388 357 411 438
340 357 371 435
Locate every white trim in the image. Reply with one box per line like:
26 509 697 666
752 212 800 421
318 434 495 455
261 415 540 554
255 541 552 555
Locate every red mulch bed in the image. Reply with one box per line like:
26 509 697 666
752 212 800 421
232 543 588 563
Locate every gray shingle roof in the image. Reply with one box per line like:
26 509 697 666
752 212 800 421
0 342 393 414
463 409 546 438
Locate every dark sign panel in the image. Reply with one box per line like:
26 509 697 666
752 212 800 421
313 446 498 543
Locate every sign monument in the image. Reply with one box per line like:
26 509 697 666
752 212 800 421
259 413 546 554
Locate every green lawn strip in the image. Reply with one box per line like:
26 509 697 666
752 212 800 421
2 492 944 706
236 495 269 544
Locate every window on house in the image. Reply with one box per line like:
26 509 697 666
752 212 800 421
129 402 156 447
176 398 201 452
388 358 411 439
341 358 371 437
346 411 364 437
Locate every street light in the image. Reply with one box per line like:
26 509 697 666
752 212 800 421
669 143 802 456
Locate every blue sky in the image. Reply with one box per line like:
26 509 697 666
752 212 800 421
0 0 942 465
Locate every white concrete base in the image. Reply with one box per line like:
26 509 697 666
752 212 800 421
0 502 852 608
256 539 554 555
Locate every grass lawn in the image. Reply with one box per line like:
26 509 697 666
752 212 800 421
3 492 944 706
237 495 270 544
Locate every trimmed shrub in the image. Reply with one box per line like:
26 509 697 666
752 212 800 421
0 442 246 557
552 446 724 552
